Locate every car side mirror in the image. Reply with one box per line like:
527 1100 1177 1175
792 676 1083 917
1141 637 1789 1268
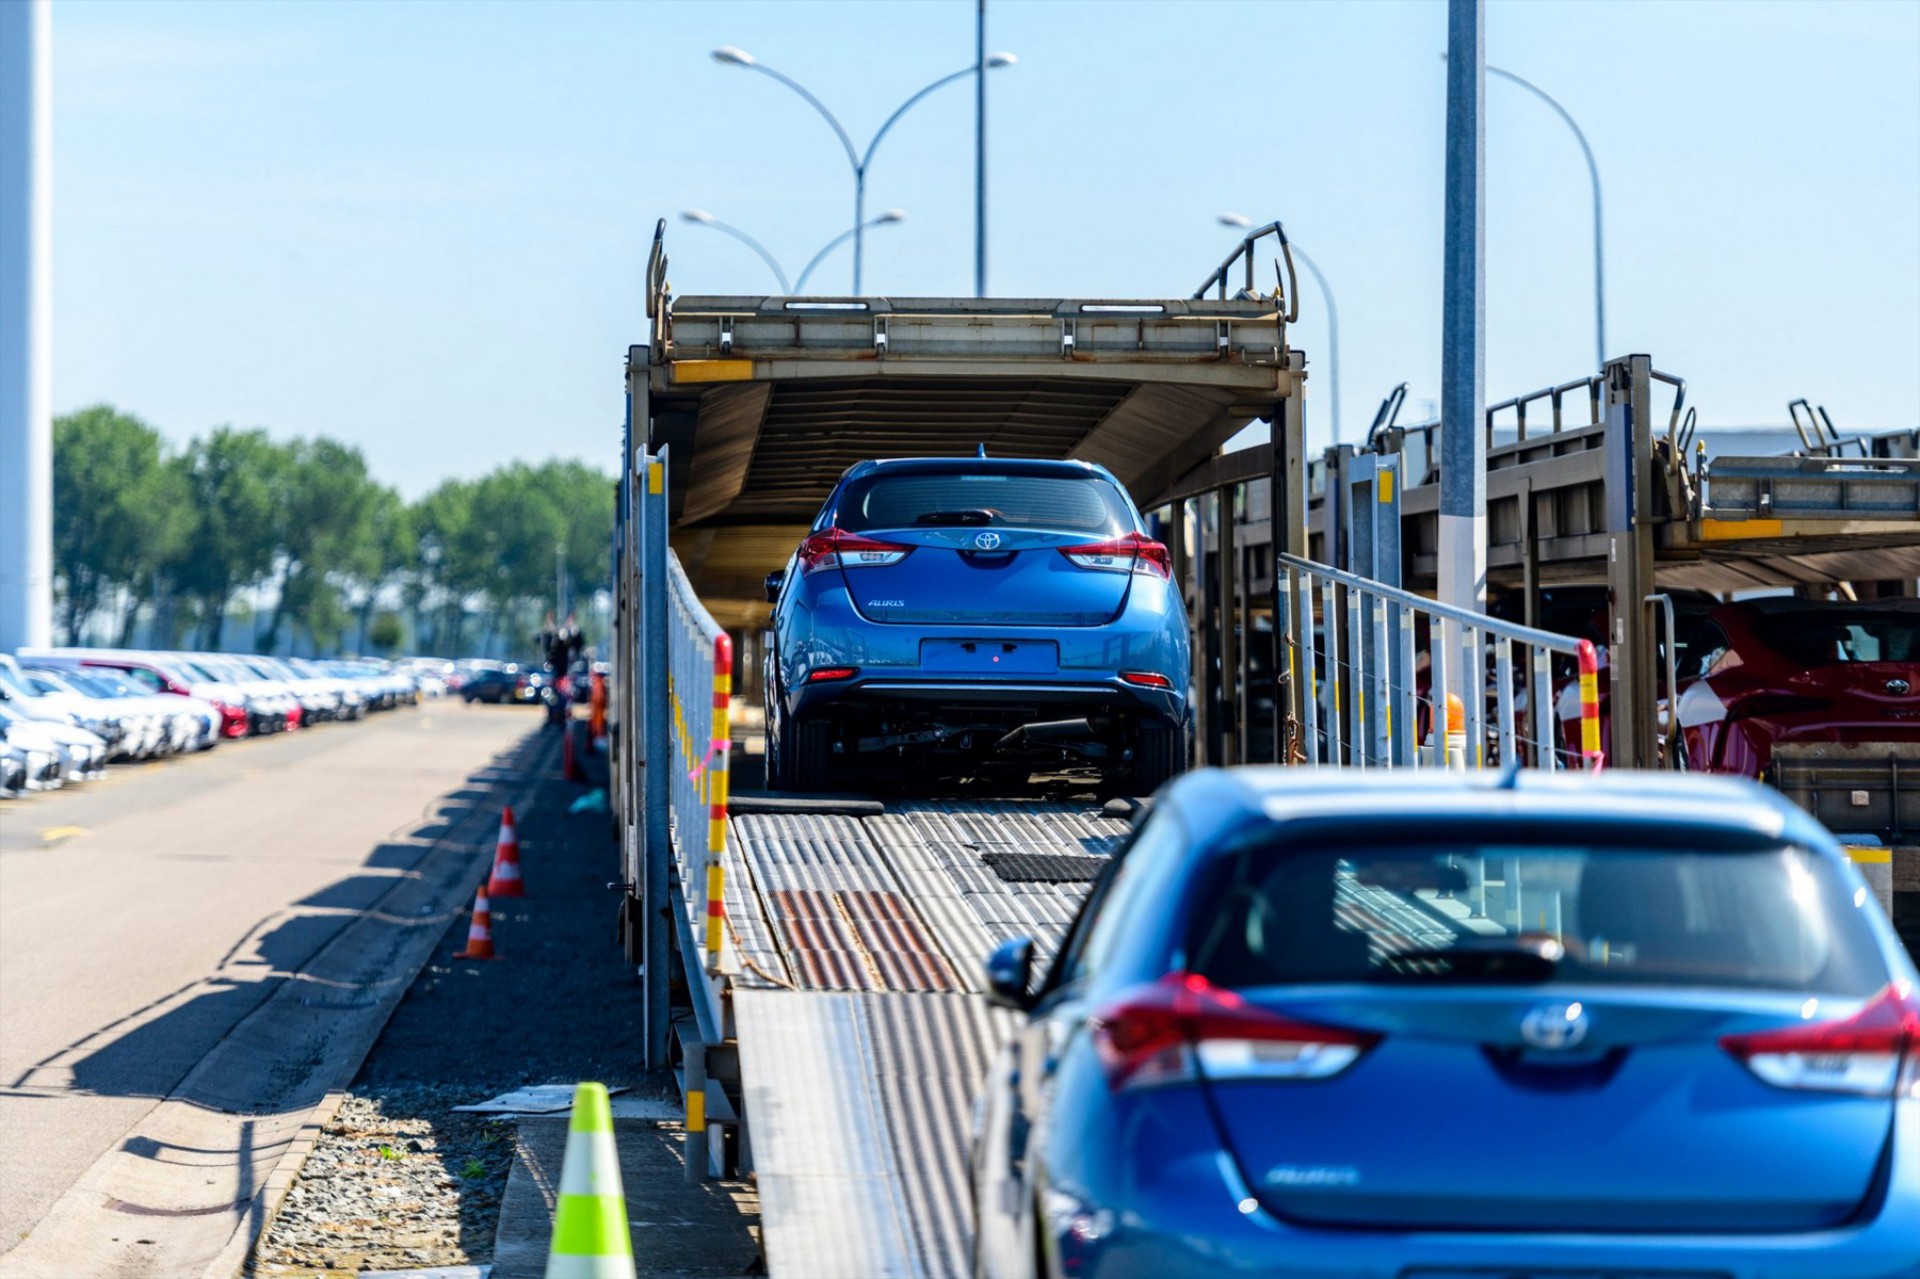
984 937 1037 1012
764 570 785 603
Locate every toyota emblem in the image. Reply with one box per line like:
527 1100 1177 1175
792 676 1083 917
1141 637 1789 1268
973 531 1002 550
1519 1001 1590 1051
1889 678 1912 696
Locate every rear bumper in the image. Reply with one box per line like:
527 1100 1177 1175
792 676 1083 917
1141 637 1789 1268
787 673 1184 729
777 578 1189 731
1039 1112 1920 1279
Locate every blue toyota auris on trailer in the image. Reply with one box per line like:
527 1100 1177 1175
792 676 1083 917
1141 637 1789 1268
762 456 1190 792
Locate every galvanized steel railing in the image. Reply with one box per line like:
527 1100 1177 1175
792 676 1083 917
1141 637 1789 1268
666 551 732 974
1279 553 1601 771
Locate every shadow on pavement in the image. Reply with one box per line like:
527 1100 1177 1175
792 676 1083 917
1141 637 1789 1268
8 733 546 1110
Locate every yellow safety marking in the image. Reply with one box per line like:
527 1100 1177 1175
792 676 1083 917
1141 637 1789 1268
672 359 755 383
647 461 664 495
1845 846 1892 865
1377 470 1394 504
40 825 85 846
686 1087 706 1131
705 864 726 957
1698 517 1783 541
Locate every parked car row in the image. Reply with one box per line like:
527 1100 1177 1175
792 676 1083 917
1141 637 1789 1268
0 647 450 800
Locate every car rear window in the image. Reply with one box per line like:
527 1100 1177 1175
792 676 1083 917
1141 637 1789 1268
1186 842 1888 997
1752 611 1920 665
835 471 1131 535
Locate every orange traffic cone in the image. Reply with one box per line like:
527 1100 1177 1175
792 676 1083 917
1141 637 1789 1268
563 724 588 783
455 887 497 960
487 806 525 899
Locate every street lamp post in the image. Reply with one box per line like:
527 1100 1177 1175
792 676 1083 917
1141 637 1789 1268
1445 56 1606 370
679 209 791 293
1220 213 1341 444
680 208 907 295
713 45 1014 293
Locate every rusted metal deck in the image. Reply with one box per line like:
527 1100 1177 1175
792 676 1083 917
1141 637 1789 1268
720 798 1131 1279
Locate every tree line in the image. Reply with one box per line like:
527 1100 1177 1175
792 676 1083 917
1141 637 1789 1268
53 405 615 657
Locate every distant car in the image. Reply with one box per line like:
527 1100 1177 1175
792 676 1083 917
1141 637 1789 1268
0 702 100 785
34 665 216 754
0 736 28 797
1673 597 1920 777
21 650 252 740
461 666 543 705
972 767 1920 1279
762 457 1191 793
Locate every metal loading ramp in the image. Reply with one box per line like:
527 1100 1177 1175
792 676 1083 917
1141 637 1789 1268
724 800 1131 1279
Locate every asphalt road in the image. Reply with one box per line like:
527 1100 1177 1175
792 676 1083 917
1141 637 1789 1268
0 700 541 1275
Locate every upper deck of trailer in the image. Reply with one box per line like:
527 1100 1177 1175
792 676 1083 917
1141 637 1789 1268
631 229 1306 619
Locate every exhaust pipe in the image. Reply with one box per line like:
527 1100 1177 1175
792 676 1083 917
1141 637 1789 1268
995 716 1107 750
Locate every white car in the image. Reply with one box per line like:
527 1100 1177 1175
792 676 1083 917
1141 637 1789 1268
4 654 151 758
25 664 215 755
0 701 104 784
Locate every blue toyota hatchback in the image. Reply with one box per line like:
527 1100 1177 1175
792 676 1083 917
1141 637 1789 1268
971 768 1920 1278
762 456 1190 792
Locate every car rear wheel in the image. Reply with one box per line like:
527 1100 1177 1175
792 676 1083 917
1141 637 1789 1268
788 718 833 793
1130 722 1182 795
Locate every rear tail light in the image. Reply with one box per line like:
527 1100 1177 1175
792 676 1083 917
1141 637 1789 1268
1089 973 1379 1092
1120 671 1173 688
1721 982 1920 1097
797 527 912 574
1060 532 1172 579
807 666 860 683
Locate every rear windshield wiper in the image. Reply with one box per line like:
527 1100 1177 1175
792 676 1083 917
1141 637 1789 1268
914 509 997 526
1375 936 1564 984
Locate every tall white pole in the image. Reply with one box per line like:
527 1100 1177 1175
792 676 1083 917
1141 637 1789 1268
1439 0 1486 623
0 0 53 653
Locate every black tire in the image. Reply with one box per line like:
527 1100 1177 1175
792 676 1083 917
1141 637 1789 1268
1130 722 1182 795
764 704 789 791
788 718 833 793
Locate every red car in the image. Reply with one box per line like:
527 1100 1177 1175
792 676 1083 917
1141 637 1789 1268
1673 597 1920 778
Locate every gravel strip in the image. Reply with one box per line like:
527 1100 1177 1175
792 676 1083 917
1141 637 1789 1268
250 1086 515 1277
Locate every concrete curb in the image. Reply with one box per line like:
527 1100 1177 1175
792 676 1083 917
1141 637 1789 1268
206 1088 351 1279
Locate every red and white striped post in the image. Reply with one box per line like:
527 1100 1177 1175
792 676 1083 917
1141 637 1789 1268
1576 639 1604 772
703 633 732 969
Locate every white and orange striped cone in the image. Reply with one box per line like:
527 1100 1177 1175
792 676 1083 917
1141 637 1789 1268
545 1082 634 1279
487 806 525 899
454 887 497 960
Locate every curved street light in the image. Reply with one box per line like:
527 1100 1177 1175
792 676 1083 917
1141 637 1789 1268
1221 212 1341 444
680 208 908 295
713 45 1015 293
1444 56 1605 371
680 209 791 294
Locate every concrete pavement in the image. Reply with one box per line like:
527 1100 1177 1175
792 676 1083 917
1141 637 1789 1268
0 701 542 1277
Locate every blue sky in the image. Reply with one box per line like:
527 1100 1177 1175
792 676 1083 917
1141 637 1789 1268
52 0 1920 496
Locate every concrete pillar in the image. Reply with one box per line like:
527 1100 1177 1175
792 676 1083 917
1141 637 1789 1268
0 0 52 652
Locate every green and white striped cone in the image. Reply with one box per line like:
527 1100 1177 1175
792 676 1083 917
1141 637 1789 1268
545 1082 636 1279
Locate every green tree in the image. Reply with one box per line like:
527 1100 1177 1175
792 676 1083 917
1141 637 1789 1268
51 406 194 644
345 486 415 655
405 460 613 658
170 428 290 650
256 437 384 654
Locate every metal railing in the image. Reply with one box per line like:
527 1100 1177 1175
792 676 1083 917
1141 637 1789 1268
666 551 732 974
1279 553 1601 771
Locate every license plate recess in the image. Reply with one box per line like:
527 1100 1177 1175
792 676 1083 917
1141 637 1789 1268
919 639 1059 674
